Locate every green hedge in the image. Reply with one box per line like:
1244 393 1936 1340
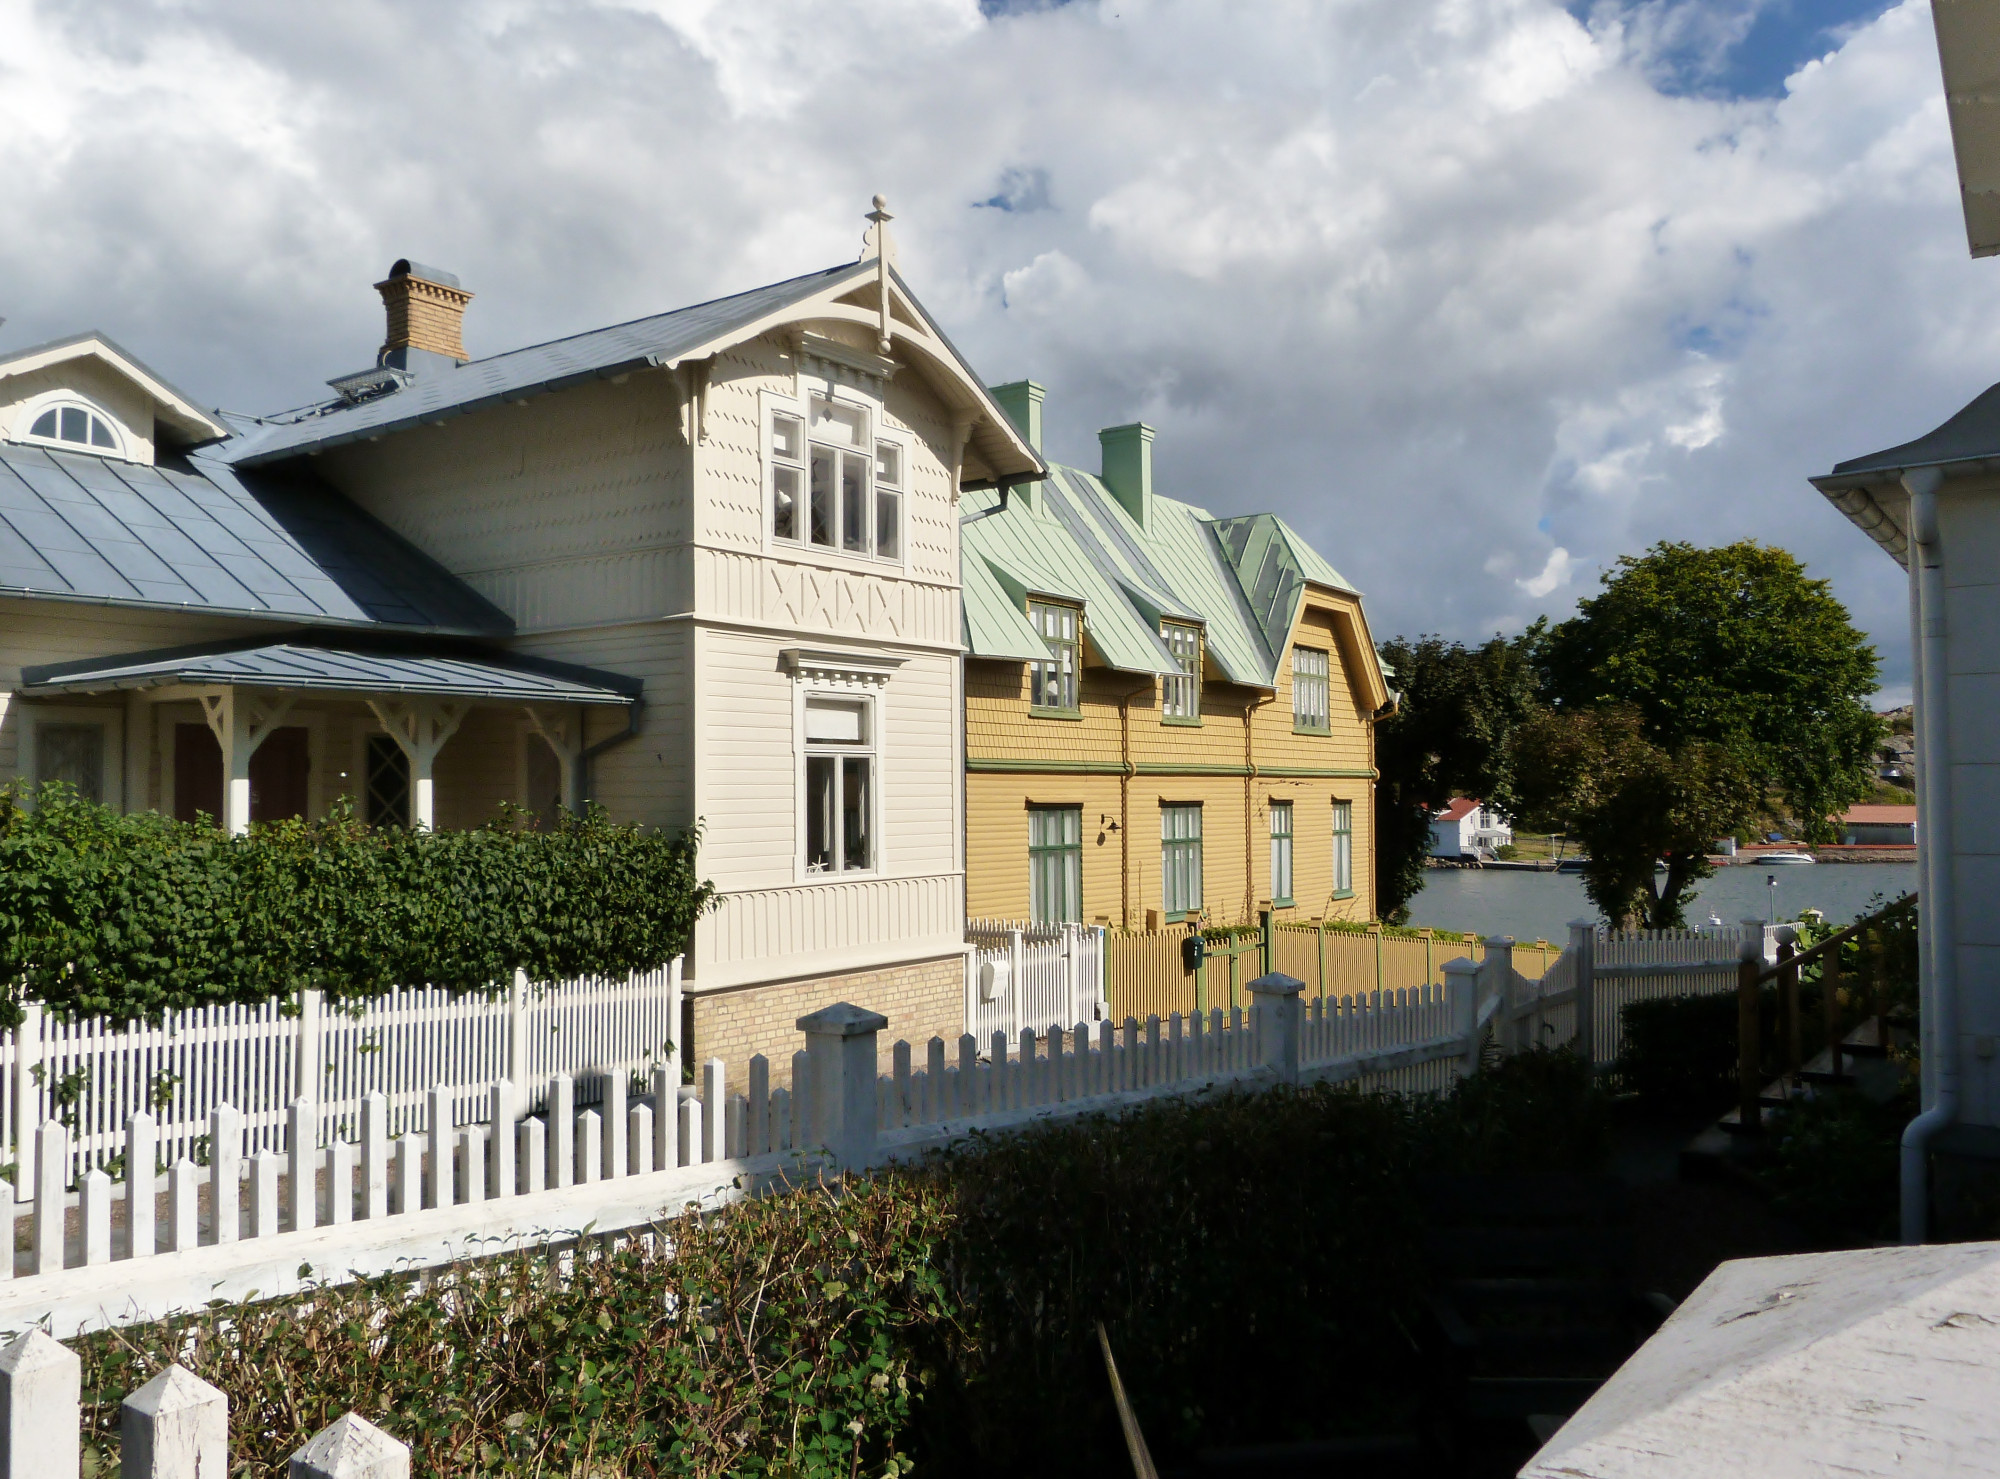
0 784 714 1025
68 1050 1610 1478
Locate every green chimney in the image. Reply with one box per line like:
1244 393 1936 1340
1099 422 1154 529
989 379 1044 452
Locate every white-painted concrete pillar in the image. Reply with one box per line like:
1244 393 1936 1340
518 1116 546 1194
702 1058 725 1164
797 1003 887 1170
0 1329 79 1479
210 1103 242 1244
650 1064 676 1175
169 1160 199 1252
1248 972 1305 1085
33 1120 65 1275
550 1074 574 1190
600 1069 626 1181
489 1081 515 1200
1446 957 1482 1075
288 1098 316 1232
126 1111 157 1260
288 1411 409 1479
80 1169 112 1265
426 1086 452 1211
361 1092 389 1221
122 1365 227 1479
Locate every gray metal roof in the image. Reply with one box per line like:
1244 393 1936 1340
223 261 875 467
21 641 636 703
0 441 511 632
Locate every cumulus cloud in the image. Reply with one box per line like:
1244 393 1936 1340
0 0 1976 700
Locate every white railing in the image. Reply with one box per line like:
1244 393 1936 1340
7 961 682 1185
964 922 1107 1041
1 963 1497 1339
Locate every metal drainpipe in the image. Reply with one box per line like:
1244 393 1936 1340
578 699 646 810
1901 467 1959 1244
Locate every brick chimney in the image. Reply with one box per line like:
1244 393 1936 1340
375 259 472 369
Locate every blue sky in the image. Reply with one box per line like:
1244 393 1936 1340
1574 0 1899 97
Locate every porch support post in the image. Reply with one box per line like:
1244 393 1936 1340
522 704 584 814
366 699 468 830
198 689 296 836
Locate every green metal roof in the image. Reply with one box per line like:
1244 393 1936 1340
960 460 1363 689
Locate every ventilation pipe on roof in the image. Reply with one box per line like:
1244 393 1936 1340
1100 422 1154 530
376 259 473 373
1901 464 1959 1243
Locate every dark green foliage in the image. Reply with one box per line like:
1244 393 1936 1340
66 1055 1609 1478
1760 1083 1914 1246
1373 635 1540 921
1529 540 1881 849
0 785 714 1025
1617 992 1750 1113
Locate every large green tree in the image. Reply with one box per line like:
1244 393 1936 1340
1373 635 1539 922
1518 540 1880 927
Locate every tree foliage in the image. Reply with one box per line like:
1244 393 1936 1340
1531 540 1880 844
0 785 715 1025
1510 707 1759 929
1373 635 1540 921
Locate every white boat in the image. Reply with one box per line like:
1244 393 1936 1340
1755 851 1816 865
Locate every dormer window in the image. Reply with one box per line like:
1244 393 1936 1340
27 403 120 454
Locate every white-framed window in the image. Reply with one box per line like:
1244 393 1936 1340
767 393 904 562
1269 800 1294 906
1162 803 1203 919
804 694 874 874
1029 806 1083 924
1293 646 1330 732
1029 600 1080 713
22 400 121 456
1161 621 1201 723
1332 799 1353 896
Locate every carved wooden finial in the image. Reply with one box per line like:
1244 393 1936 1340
861 195 897 353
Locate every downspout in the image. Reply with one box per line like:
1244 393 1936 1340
1244 692 1271 921
579 699 645 810
1116 676 1153 929
1901 465 1959 1244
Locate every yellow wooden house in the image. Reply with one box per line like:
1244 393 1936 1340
963 381 1391 930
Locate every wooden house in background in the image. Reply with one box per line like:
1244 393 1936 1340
961 380 1390 930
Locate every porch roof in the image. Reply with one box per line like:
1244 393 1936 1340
19 641 639 704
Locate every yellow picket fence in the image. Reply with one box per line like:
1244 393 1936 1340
1105 922 1557 1024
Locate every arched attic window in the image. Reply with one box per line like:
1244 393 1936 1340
27 402 120 453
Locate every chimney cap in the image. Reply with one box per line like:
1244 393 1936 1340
387 259 462 290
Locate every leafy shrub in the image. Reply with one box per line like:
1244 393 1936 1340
0 785 714 1025
1616 991 1749 1113
1759 1081 1913 1246
65 1055 1610 1478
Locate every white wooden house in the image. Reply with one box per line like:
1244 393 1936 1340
1429 797 1510 860
0 203 1043 1078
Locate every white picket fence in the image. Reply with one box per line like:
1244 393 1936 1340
964 921 1107 1041
2 962 681 1186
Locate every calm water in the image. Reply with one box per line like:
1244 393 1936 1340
1404 862 1918 943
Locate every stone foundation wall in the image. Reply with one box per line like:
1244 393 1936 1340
687 951 968 1094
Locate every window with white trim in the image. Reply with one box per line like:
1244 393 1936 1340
1332 799 1353 896
1269 800 1294 906
769 396 903 561
1161 621 1201 722
1293 646 1330 732
1029 600 1080 713
804 696 874 874
25 402 119 454
1162 803 1202 919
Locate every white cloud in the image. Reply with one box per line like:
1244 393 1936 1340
0 0 1971 699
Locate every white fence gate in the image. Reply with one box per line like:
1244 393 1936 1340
964 922 1107 1041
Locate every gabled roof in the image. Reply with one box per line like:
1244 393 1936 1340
1435 798 1481 822
221 260 1045 487
1841 804 1917 824
21 639 634 703
962 459 1377 694
0 332 229 444
0 441 509 633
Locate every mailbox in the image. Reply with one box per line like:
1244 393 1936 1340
1180 933 1207 972
979 957 1010 1003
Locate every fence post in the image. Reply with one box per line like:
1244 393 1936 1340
1008 931 1025 1041
1776 926 1801 1085
1316 920 1326 1001
297 988 324 1116
289 1411 410 1479
1567 920 1596 1066
1482 937 1516 1053
123 1364 228 1479
127 1110 157 1260
797 1003 887 1171
666 955 684 1090
1738 928 1765 1135
489 1082 515 1200
1446 958 1481 1075
13 1003 39 1198
1247 972 1304 1085
1258 909 1273 978
1371 926 1384 995
508 968 530 1098
33 1121 65 1273
0 1329 79 1477
288 1098 316 1233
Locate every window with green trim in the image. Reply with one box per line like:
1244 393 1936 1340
1029 600 1080 713
1293 646 1330 732
1269 800 1294 906
1029 806 1083 924
1161 620 1201 723
1332 799 1353 896
1162 803 1203 918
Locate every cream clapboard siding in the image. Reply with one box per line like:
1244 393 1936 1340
0 357 160 464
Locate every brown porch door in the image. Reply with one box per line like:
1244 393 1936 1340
174 722 310 825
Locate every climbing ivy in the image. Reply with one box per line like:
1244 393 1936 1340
0 784 714 1025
